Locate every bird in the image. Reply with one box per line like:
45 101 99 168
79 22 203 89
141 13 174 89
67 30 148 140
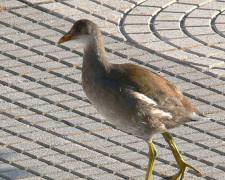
58 19 208 180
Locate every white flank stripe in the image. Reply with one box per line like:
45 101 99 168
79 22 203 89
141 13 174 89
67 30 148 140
152 109 172 119
134 92 157 106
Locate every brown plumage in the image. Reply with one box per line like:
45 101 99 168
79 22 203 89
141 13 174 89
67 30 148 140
58 19 208 180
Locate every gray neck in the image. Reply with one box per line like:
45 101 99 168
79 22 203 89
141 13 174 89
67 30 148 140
82 30 110 78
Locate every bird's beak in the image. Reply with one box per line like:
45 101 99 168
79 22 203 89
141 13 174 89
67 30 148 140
58 32 73 44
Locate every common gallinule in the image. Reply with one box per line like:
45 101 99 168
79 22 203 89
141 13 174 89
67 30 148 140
58 19 208 180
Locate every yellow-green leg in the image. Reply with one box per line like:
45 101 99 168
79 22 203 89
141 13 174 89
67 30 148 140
146 141 157 180
162 132 202 180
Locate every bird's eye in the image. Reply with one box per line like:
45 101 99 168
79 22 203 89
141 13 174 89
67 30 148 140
76 27 82 33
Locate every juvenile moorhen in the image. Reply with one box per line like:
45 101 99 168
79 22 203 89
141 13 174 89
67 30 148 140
58 19 208 180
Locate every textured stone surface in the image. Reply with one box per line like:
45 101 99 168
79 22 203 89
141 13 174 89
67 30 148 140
0 0 224 179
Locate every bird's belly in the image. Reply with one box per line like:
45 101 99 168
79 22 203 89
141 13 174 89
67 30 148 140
86 91 153 140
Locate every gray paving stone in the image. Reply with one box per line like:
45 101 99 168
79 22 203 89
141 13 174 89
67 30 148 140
180 71 213 81
75 166 106 177
26 13 56 23
15 158 47 168
25 72 56 82
44 77 70 87
55 142 86 153
48 50 76 60
56 83 82 93
40 16 71 27
19 39 49 48
120 168 145 178
196 77 225 87
149 59 179 70
11 7 42 16
63 116 94 127
44 93 73 103
29 165 63 175
23 131 56 141
165 3 197 13
0 53 10 60
6 109 35 119
31 28 61 39
11 141 43 152
43 171 81 179
21 55 52 65
29 87 60 98
32 45 63 55
0 11 17 20
184 17 210 27
117 151 146 162
117 47 146 58
27 147 58 159
201 94 225 103
36 61 68 71
43 136 71 147
0 43 21 52
0 146 16 155
1 0 27 9
185 88 214 97
6 49 36 58
1 17 31 27
14 81 44 92
79 122 112 132
48 126 82 137
189 46 224 57
0 27 18 36
104 161 134 172
36 120 65 129
62 73 82 82
91 173 124 180
77 105 99 115
62 56 83 67
32 104 64 114
188 9 219 18
43 153 74 164
0 59 24 69
0 101 19 113
5 125 38 135
9 65 41 76
85 139 115 150
60 160 91 172
0 151 30 162
22 176 44 180
18 23 46 33
1 169 34 179
67 133 99 144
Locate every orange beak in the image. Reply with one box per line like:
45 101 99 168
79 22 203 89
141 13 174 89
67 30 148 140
58 33 73 44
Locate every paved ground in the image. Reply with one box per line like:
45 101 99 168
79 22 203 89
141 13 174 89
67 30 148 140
0 0 225 179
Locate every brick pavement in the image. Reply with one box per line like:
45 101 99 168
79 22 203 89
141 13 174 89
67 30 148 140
0 0 224 179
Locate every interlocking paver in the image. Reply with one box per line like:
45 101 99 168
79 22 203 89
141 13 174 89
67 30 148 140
0 0 224 179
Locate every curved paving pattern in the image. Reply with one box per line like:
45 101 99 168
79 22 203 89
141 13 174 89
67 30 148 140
0 0 224 179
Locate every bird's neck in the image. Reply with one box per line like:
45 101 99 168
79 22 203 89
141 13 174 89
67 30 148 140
82 31 110 77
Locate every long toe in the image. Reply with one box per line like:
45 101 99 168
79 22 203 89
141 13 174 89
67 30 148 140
164 162 202 180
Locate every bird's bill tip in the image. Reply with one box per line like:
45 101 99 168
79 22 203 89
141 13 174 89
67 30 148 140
57 33 72 44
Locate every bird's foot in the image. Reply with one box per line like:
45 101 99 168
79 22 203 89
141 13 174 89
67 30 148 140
165 161 201 180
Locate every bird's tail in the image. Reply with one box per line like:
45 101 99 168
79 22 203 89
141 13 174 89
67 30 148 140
189 112 211 121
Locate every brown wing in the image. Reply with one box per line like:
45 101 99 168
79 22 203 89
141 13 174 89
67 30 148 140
106 63 199 114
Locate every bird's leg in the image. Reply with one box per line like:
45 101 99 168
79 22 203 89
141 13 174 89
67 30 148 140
162 132 201 180
146 141 157 180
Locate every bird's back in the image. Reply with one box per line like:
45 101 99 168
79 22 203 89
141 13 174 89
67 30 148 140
106 63 199 114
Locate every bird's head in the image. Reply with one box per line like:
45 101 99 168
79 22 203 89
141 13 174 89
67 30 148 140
58 19 97 45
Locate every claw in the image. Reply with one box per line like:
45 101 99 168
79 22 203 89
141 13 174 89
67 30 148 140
162 132 202 180
164 161 202 180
